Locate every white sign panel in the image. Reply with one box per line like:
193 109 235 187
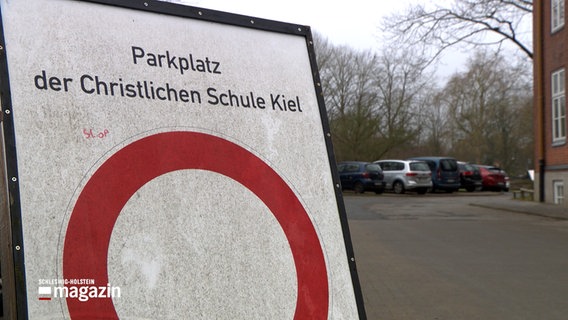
0 0 364 318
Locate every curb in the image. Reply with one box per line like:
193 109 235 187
469 202 568 221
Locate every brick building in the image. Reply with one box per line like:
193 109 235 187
534 0 568 205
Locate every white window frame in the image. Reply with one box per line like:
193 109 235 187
553 180 565 205
552 0 565 32
552 69 566 143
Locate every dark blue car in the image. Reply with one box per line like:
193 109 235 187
337 161 385 194
408 156 461 193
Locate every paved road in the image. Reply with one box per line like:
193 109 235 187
344 192 568 320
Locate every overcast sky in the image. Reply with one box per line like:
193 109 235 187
169 0 413 51
164 0 477 80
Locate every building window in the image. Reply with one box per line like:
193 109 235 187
552 69 566 143
552 0 565 32
553 180 565 205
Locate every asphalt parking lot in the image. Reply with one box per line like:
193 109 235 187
344 191 568 320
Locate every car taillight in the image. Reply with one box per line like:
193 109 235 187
362 172 370 178
463 171 472 176
406 172 417 177
437 168 441 179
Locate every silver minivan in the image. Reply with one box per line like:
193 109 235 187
374 160 432 194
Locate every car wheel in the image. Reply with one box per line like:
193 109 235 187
393 181 405 194
353 182 365 194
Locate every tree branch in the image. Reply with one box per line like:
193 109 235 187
381 0 533 60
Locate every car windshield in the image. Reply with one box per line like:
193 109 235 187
410 162 429 171
463 164 476 171
440 159 458 171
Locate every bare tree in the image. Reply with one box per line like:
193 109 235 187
314 34 382 161
419 92 452 156
382 0 533 61
314 33 436 161
329 49 382 161
372 46 434 159
440 49 533 174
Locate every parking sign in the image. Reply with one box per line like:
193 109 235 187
0 0 365 318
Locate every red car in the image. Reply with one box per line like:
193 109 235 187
474 165 509 192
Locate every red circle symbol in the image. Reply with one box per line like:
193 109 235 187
63 131 329 319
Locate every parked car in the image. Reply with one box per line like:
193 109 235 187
374 159 432 194
458 162 483 192
408 156 461 192
473 165 509 192
337 161 385 194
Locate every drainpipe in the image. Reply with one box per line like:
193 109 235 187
534 0 546 202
